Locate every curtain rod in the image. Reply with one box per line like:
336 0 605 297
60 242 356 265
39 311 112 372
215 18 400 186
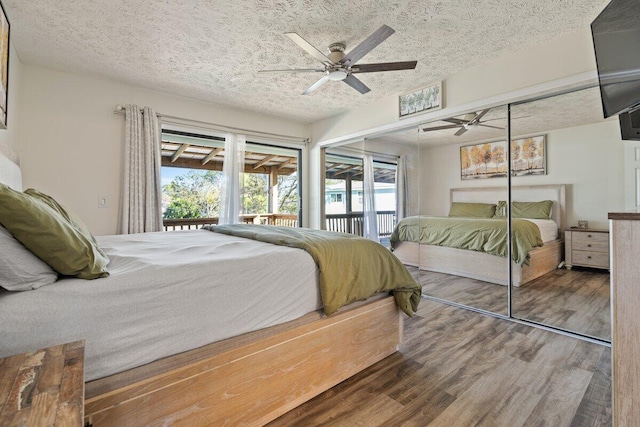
114 105 310 144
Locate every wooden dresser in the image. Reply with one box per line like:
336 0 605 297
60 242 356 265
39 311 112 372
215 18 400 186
0 341 85 426
564 228 610 270
609 212 640 427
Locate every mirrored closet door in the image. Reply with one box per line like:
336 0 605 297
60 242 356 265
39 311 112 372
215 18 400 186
411 106 509 316
323 139 417 245
509 86 622 341
320 86 623 343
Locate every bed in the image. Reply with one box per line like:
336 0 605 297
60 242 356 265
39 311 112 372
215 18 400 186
391 185 565 287
0 147 420 426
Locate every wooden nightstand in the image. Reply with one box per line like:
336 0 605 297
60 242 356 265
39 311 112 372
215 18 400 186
564 228 610 270
0 341 85 426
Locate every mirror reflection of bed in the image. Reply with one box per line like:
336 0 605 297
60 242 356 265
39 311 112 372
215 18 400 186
362 86 618 342
394 185 564 316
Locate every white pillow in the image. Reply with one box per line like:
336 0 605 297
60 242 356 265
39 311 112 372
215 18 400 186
0 225 58 291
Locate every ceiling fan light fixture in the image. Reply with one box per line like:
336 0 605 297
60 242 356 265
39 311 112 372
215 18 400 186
265 25 416 94
328 69 348 81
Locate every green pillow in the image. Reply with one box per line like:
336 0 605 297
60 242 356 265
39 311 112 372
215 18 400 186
494 200 553 219
0 184 109 279
24 188 108 258
494 201 507 218
448 202 496 218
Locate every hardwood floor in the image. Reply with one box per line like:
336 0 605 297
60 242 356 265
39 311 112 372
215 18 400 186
268 299 611 427
417 267 611 341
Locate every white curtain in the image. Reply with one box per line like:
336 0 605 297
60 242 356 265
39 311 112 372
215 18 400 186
219 133 246 224
362 154 379 242
395 155 409 221
119 105 163 234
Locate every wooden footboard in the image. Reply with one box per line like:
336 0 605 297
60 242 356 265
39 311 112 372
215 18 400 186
393 240 563 286
84 296 402 426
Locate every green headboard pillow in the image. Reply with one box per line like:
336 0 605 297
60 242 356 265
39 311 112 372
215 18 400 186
494 200 553 219
448 202 497 218
24 188 108 258
0 184 109 279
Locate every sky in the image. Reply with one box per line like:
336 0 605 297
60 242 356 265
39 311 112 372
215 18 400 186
161 167 192 187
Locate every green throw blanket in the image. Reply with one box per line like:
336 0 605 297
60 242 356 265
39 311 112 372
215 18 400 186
205 224 421 316
390 216 544 266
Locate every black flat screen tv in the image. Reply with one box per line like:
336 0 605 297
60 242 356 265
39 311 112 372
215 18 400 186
591 0 640 118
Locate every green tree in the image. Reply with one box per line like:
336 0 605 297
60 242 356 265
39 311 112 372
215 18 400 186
162 169 222 219
278 174 298 214
164 198 201 219
242 173 268 214
162 168 300 220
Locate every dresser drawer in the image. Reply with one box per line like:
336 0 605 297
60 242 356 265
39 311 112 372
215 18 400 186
572 233 609 252
572 231 609 250
572 250 610 268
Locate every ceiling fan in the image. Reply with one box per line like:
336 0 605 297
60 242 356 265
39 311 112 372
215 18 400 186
259 25 417 95
421 109 505 136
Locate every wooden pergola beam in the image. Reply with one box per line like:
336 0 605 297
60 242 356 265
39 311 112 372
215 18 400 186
253 154 277 170
171 144 190 163
201 148 223 165
277 158 297 170
333 165 360 177
162 156 296 176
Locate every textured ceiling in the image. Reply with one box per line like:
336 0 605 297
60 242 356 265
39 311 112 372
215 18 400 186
4 0 610 123
370 86 613 147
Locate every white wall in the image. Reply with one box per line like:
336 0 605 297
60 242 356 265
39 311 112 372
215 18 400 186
0 42 22 159
420 120 625 230
19 65 310 235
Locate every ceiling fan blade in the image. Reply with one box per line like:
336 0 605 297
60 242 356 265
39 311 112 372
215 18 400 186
340 25 395 66
302 75 330 95
481 115 531 122
470 109 490 124
285 32 334 65
478 124 505 130
259 68 325 73
443 117 469 125
343 74 371 94
422 124 461 132
351 61 417 73
454 127 468 136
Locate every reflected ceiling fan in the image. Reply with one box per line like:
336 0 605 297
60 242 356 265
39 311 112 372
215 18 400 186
422 109 505 136
259 25 417 95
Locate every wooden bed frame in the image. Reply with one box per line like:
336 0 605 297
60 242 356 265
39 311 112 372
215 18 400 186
84 296 401 426
0 148 403 426
393 184 566 287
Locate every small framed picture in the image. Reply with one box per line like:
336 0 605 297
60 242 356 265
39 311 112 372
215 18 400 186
399 81 442 118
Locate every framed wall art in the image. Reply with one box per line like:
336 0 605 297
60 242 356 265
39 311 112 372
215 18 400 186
460 135 546 180
399 81 442 118
510 135 546 176
460 140 507 180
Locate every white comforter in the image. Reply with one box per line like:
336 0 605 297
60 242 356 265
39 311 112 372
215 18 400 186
524 218 559 243
0 230 322 381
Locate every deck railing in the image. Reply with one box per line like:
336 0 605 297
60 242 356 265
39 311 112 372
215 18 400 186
325 211 396 237
163 211 396 239
163 213 299 231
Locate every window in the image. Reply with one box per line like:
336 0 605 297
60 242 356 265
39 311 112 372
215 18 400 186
161 131 301 228
324 152 397 238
